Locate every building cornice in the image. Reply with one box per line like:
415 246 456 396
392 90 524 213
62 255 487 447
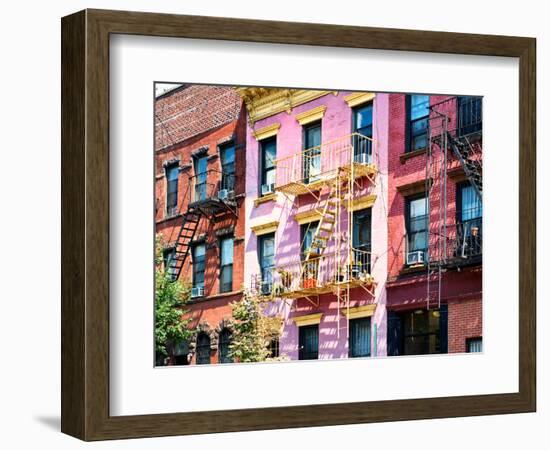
237 87 333 124
292 313 323 327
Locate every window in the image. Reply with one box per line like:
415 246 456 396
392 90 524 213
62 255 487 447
173 340 189 366
298 324 319 360
219 236 234 293
268 338 280 358
260 137 276 195
407 94 430 152
349 317 371 358
196 333 211 364
165 164 179 215
218 328 233 363
300 221 319 260
403 307 447 355
220 142 235 192
457 183 482 258
259 233 275 294
353 103 373 164
467 337 483 353
192 243 206 289
302 121 322 183
353 209 372 273
406 195 428 260
194 155 208 202
162 247 176 281
457 96 482 136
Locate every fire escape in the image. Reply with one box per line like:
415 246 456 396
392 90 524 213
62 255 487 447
424 96 483 308
168 169 238 282
251 132 377 318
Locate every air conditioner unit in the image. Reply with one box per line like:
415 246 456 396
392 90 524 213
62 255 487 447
191 286 204 298
260 282 272 296
354 152 371 165
406 251 425 265
218 189 229 200
261 183 275 196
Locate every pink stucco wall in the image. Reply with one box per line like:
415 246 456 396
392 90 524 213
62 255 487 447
244 91 389 360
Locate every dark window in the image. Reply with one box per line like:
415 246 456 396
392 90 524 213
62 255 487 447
353 103 373 164
219 236 234 293
260 137 277 195
406 196 428 260
402 308 446 355
456 183 482 258
192 243 206 289
467 337 483 353
407 94 430 152
457 96 482 136
259 233 275 295
218 328 233 363
300 221 319 260
299 324 319 360
220 142 235 192
194 155 208 202
302 122 322 183
268 338 280 358
349 317 371 358
173 340 189 365
196 333 211 364
162 247 176 281
353 209 372 273
165 164 179 215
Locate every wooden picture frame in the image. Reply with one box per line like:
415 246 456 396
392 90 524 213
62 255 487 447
61 8 536 441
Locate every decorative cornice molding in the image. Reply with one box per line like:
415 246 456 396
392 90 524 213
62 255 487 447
396 178 432 197
343 92 376 108
292 313 323 327
253 193 277 207
340 304 376 319
294 209 322 225
253 123 281 141
295 105 327 125
344 194 377 212
237 87 332 124
250 220 279 236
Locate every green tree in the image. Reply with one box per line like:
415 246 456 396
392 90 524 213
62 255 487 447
229 291 282 363
155 237 193 361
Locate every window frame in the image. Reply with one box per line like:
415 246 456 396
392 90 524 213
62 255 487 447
300 221 320 261
348 317 372 358
192 242 206 290
406 94 430 153
195 332 211 365
258 232 275 290
218 328 233 363
405 193 429 259
259 136 277 196
219 141 235 192
302 121 322 183
165 163 179 216
219 235 234 294
162 246 176 282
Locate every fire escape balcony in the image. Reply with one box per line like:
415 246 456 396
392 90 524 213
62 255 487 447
188 169 238 217
250 248 375 299
274 132 377 197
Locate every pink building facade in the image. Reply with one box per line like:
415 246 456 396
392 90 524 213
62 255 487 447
240 89 389 360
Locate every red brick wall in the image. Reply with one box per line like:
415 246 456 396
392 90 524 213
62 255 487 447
448 297 482 353
155 86 247 364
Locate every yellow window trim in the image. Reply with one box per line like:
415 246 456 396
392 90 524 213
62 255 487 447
344 194 377 212
250 220 278 236
253 123 281 141
341 304 376 319
295 105 327 125
253 192 277 207
294 209 323 225
292 313 323 326
344 92 376 108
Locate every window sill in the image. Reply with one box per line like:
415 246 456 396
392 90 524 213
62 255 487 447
254 193 277 207
400 147 427 163
187 289 243 304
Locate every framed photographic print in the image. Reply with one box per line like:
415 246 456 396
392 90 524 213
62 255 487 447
61 9 536 441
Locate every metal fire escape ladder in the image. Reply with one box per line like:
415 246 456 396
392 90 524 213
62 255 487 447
447 132 483 200
169 210 202 281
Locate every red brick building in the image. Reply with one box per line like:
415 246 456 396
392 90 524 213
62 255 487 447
386 93 483 355
155 84 247 365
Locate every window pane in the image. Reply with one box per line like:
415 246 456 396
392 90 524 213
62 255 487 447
403 309 441 355
467 337 483 353
196 333 211 364
218 329 233 363
301 222 319 259
353 209 371 249
261 138 277 189
354 104 373 137
193 244 206 287
349 317 371 357
460 184 482 221
410 95 430 120
220 238 234 265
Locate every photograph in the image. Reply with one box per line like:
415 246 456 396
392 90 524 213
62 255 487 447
154 84 483 366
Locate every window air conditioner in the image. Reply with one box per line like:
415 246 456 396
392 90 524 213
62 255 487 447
261 183 275 195
191 286 205 298
406 251 425 265
354 152 371 165
260 282 273 296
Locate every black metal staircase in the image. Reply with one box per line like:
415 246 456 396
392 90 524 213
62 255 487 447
447 132 482 200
